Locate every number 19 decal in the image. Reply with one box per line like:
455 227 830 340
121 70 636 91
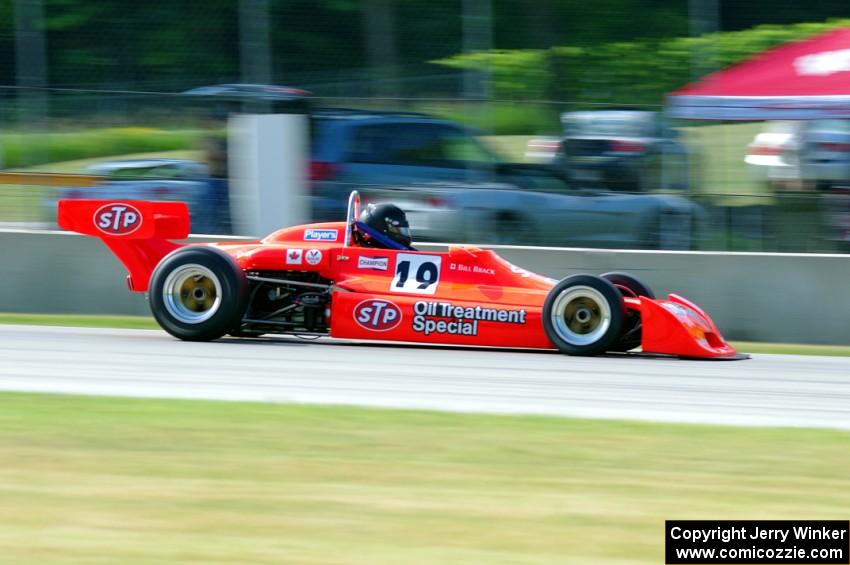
391 253 441 295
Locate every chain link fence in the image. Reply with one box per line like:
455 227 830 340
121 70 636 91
1 0 849 252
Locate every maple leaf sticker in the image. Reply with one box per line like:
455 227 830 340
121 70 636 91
286 249 303 265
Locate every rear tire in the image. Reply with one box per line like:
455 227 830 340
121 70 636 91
601 272 654 352
542 274 625 356
149 247 248 341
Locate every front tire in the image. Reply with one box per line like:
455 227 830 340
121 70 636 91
149 247 248 341
601 272 654 300
542 274 625 356
601 272 654 352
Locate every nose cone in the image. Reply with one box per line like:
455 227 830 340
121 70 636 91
639 294 740 359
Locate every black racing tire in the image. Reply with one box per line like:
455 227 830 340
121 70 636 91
149 246 248 341
601 272 655 300
601 272 654 352
542 274 625 356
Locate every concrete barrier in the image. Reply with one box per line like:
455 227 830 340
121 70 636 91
487 245 850 345
0 230 235 316
1 229 848 344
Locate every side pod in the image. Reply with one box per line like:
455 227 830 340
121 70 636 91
638 294 739 359
57 200 190 292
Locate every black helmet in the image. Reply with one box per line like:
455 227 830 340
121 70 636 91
358 203 412 248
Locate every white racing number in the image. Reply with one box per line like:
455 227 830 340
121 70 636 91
391 253 441 295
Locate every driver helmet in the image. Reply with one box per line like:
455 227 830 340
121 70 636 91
358 203 412 248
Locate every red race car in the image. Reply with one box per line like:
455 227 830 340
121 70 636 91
57 192 739 359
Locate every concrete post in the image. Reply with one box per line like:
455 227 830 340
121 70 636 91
227 113 309 237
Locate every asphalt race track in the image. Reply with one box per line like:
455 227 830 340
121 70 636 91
1 324 849 430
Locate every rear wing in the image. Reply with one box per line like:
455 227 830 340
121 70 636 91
57 200 190 292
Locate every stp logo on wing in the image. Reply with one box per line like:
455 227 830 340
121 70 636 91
93 203 143 236
354 299 402 332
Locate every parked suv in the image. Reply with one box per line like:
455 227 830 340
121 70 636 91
309 109 522 220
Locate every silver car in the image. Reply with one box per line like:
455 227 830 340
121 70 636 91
356 171 701 250
51 159 226 233
746 119 850 190
559 110 691 192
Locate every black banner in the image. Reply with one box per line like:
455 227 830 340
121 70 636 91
666 520 849 564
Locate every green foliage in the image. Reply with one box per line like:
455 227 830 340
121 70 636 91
482 103 560 135
419 101 560 135
435 50 551 100
434 19 850 107
1 128 201 169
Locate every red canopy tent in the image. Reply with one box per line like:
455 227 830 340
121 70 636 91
668 27 850 120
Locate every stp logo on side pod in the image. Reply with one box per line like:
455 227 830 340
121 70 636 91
93 203 143 236
354 299 402 332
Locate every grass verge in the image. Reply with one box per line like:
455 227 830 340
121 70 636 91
0 312 158 330
681 121 767 202
20 149 204 175
1 312 848 357
1 128 201 169
0 392 847 564
731 341 850 357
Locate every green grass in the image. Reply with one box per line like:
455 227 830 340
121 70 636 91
681 121 769 202
731 341 850 357
480 134 536 162
0 313 159 330
1 127 201 169
425 102 561 135
1 313 849 356
0 392 847 564
20 149 204 175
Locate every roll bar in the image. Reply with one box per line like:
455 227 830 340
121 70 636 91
343 190 361 247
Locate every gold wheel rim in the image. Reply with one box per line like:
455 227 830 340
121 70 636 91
163 264 222 324
550 285 612 346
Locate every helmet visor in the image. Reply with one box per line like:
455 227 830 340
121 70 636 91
387 223 411 244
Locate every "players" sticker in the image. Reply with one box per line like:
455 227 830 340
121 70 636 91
303 228 338 242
